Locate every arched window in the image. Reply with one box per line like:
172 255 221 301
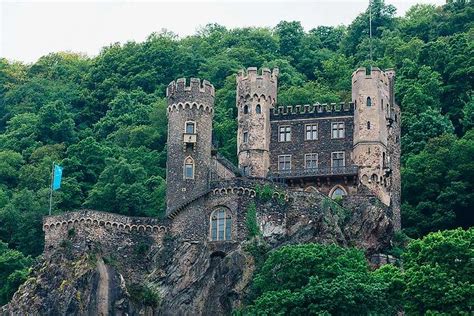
371 174 378 183
243 104 249 114
367 97 372 107
210 208 232 241
330 186 347 199
184 157 194 179
256 104 261 114
367 121 371 129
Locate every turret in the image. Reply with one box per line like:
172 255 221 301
166 78 215 214
352 67 392 206
236 67 278 177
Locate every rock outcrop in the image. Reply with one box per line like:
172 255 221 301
2 185 394 315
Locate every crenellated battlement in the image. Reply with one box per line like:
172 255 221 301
270 102 354 118
352 67 393 86
166 78 215 98
237 67 279 83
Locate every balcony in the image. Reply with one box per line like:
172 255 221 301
269 165 358 180
183 133 197 143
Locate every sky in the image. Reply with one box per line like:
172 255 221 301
1 0 445 64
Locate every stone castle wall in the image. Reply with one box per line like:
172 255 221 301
43 210 169 256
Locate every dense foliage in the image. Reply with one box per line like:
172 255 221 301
244 228 473 315
0 0 472 307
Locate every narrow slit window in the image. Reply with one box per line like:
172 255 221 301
367 97 372 107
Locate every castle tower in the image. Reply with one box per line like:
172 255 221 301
352 67 398 209
236 67 278 178
166 78 215 214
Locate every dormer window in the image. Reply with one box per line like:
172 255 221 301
256 104 261 114
185 121 196 134
367 97 372 107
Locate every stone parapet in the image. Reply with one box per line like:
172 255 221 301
271 102 354 119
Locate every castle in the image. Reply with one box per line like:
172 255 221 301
166 66 401 231
4 66 401 315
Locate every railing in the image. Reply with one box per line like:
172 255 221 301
269 165 358 179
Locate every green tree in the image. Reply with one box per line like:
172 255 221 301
0 241 33 305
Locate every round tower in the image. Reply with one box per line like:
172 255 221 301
352 67 393 205
166 78 215 214
236 67 278 178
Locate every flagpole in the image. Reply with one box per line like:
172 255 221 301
49 162 54 216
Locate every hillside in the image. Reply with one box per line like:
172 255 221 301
0 0 473 312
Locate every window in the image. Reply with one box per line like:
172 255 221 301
331 122 345 139
330 186 347 199
367 121 371 129
184 157 194 179
367 97 372 107
243 131 249 143
279 126 291 142
185 121 195 134
331 152 345 169
278 155 291 171
381 99 383 110
243 104 249 114
305 153 318 169
210 208 232 241
256 104 261 114
242 166 250 176
305 124 318 140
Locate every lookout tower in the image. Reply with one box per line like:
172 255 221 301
352 67 397 206
236 67 278 178
166 78 215 214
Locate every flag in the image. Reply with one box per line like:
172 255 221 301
52 164 63 191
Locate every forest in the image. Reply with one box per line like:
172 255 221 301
0 0 473 312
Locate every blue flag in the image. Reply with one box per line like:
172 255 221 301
52 164 63 191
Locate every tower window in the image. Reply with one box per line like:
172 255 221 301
185 121 196 134
279 126 291 142
243 104 249 114
330 186 347 199
331 122 345 139
367 121 371 129
331 152 345 169
305 124 318 140
256 104 261 114
184 157 194 179
210 208 232 241
367 97 372 107
278 155 291 171
242 166 250 176
305 153 318 169
381 99 383 110
243 131 249 143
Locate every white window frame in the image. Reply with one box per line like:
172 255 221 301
209 208 232 241
278 125 291 142
305 123 318 140
304 153 318 169
331 122 345 139
278 155 292 171
331 151 345 169
185 121 196 134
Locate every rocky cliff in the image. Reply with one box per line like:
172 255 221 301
2 187 394 315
